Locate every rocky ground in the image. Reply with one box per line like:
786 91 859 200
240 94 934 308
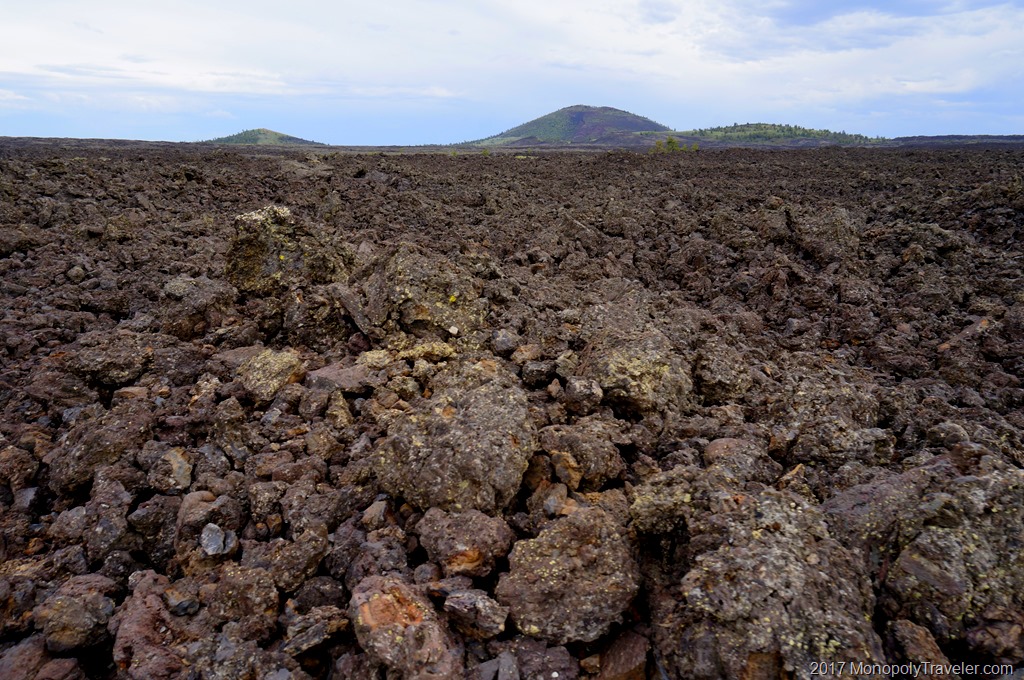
0 140 1022 679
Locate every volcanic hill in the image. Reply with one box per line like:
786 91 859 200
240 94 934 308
204 128 324 146
476 105 670 147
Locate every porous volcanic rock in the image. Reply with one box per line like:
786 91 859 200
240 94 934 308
496 506 640 644
2 141 1023 678
372 358 536 514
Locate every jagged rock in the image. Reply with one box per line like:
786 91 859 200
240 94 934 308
305 362 381 394
159 274 237 340
596 631 650 680
281 604 348 656
240 527 329 592
45 400 154 493
235 347 306 405
349 575 463 679
652 489 886 678
490 329 521 357
416 508 515 578
186 632 312 680
538 415 626 491
443 589 509 639
496 507 639 644
225 205 351 296
561 376 604 415
488 637 580 680
0 635 50 680
578 301 692 418
198 564 280 643
0 446 38 491
886 619 952 668
361 242 488 341
126 495 181 570
65 330 180 387
32 574 117 652
765 353 895 469
373 359 536 514
110 571 186 680
694 337 752 404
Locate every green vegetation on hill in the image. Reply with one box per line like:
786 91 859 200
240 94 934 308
203 128 324 146
476 105 670 146
670 123 886 146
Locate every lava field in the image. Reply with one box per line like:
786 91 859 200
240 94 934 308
1 140 1023 679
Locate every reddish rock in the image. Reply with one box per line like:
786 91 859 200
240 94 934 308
597 631 649 680
349 575 463 679
416 508 515 578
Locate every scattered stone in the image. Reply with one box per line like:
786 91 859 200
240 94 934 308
199 523 238 557
4 142 1024 680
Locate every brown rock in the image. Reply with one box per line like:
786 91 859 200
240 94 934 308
443 589 509 639
888 619 952 672
306 362 380 393
349 575 463 679
236 347 305 404
496 507 639 644
33 574 118 652
597 631 649 680
199 565 280 643
373 359 536 514
416 508 515 578
110 571 186 680
538 416 626 491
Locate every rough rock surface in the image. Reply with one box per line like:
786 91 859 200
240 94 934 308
496 507 640 644
415 508 515 577
373 359 536 514
349 575 463 678
1 141 1023 678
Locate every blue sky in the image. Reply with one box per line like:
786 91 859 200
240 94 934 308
1 0 1022 144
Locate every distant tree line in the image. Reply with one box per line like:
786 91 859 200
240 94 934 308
681 123 886 145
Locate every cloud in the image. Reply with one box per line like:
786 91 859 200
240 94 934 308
0 0 1020 137
347 86 459 100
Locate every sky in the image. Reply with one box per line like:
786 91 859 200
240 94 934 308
1 0 1022 144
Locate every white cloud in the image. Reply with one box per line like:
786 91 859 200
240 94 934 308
0 0 1020 131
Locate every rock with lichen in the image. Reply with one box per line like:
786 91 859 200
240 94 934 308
360 242 488 343
372 359 535 514
652 489 886 678
415 508 515 578
577 299 692 418
495 507 639 645
538 415 627 491
235 347 305 405
349 575 463 679
33 574 118 652
225 205 352 296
